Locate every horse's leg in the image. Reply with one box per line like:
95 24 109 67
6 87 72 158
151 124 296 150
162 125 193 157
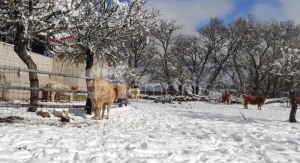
93 107 98 120
91 100 97 119
99 102 103 120
94 106 100 120
106 102 114 119
102 103 106 119
244 101 248 109
94 101 102 120
51 93 55 102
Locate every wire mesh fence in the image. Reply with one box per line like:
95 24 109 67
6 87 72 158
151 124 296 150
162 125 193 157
0 63 91 116
0 43 100 117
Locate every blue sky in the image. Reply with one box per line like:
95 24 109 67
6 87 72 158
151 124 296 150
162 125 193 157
145 0 300 34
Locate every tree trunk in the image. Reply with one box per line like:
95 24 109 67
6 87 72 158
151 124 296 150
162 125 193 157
289 90 297 123
14 22 39 112
195 81 200 95
178 85 182 95
196 85 199 95
85 51 94 115
265 74 271 97
191 85 195 94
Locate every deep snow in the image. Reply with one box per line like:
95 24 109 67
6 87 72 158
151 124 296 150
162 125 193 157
0 99 300 163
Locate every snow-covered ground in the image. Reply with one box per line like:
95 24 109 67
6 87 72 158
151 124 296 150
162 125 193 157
0 99 300 163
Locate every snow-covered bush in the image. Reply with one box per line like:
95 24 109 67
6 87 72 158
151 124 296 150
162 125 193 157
105 62 140 84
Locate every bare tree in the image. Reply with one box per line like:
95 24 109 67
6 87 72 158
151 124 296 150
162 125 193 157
51 0 159 76
265 21 300 97
222 15 256 94
172 35 211 94
150 19 183 92
118 26 159 83
237 19 270 95
49 0 160 111
0 0 83 111
169 34 189 95
270 44 300 96
196 17 227 89
242 18 300 95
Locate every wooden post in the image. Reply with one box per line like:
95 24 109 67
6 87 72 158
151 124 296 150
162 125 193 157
289 90 297 123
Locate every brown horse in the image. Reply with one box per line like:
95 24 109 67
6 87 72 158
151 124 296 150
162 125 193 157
222 91 231 105
243 95 268 110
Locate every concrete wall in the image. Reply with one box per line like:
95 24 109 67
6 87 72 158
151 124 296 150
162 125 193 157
51 54 108 91
0 42 108 100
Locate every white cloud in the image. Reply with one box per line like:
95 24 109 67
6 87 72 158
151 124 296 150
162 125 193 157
251 3 284 22
251 3 284 20
279 0 300 24
145 0 235 35
145 0 300 35
251 0 300 24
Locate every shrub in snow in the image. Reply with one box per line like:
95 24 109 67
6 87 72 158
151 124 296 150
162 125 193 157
105 63 140 84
